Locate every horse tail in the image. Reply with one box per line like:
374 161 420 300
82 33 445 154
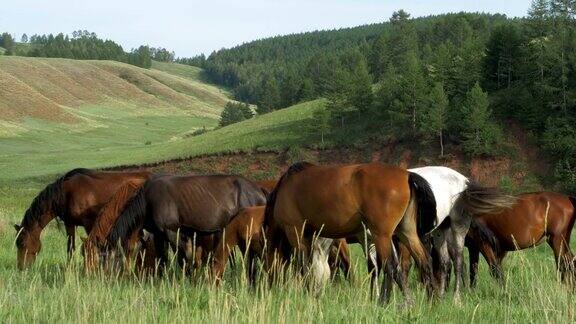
107 186 147 247
263 162 314 226
408 172 437 237
458 181 517 217
468 217 500 256
88 179 146 244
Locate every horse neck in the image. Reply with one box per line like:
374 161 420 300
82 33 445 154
23 210 55 240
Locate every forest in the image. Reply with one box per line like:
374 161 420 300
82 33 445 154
0 30 175 68
183 1 576 193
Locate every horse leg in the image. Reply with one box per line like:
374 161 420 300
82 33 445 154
432 228 450 296
468 244 480 288
548 233 573 282
395 231 433 300
373 233 395 304
449 211 471 302
356 230 379 298
397 240 413 286
153 232 169 276
66 225 76 260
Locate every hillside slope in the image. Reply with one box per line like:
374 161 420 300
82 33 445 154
0 99 325 180
0 56 229 123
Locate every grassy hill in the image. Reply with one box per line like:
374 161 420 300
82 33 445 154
0 56 245 181
0 97 325 181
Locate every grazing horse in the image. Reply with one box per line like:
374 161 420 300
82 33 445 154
14 168 151 269
467 192 576 286
265 162 437 304
81 178 148 273
106 174 267 272
388 166 517 301
211 206 351 285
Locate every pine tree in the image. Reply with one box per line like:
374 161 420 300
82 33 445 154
311 108 331 145
1 33 15 55
461 83 502 156
422 83 449 156
21 33 28 43
402 51 427 133
219 102 247 126
256 76 281 114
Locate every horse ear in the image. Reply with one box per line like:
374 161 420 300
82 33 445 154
14 224 22 232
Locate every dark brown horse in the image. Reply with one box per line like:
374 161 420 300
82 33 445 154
106 174 267 272
467 192 576 286
14 168 151 269
265 162 437 304
211 206 351 285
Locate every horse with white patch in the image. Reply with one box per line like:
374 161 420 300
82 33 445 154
403 166 516 301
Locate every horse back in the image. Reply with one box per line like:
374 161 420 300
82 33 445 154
273 162 410 235
147 175 266 233
63 171 151 227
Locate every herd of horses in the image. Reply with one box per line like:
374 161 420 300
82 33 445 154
13 163 576 304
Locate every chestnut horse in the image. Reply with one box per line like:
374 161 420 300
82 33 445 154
81 178 148 273
265 162 437 304
14 168 151 269
467 192 576 286
211 206 351 285
106 174 267 272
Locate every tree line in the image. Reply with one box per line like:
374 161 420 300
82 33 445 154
0 30 176 68
196 2 575 192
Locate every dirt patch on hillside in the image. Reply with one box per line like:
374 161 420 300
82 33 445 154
110 144 535 190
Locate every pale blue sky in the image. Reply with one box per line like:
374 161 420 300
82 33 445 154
1 0 531 57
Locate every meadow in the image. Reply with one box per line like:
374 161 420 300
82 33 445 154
0 57 575 323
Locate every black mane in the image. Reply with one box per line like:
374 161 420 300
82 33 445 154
20 168 92 229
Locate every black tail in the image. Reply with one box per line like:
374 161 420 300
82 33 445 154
107 187 147 247
263 162 314 226
467 218 500 256
408 172 437 237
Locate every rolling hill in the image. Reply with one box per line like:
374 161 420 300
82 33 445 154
0 57 241 181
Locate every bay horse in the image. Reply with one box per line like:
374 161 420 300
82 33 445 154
265 162 437 304
399 166 516 301
14 168 151 270
467 192 576 286
211 206 351 285
106 174 267 273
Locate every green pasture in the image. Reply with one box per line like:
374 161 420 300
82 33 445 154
0 180 575 322
0 99 325 181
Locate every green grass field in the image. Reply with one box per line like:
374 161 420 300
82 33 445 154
1 58 575 322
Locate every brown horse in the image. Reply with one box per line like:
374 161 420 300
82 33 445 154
14 168 151 269
265 162 437 304
467 192 576 286
256 180 278 195
106 174 267 272
211 206 351 285
81 178 148 273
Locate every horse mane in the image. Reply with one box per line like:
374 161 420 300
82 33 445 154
458 180 517 216
408 172 438 236
20 168 92 229
87 179 145 245
107 184 148 247
264 162 315 226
